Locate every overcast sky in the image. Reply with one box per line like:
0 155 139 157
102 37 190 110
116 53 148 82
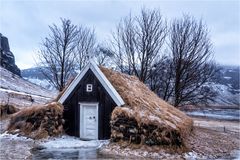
0 0 239 69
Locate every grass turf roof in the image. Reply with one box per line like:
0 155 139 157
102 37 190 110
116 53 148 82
100 66 193 143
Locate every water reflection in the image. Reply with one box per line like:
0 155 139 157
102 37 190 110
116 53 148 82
186 109 240 120
32 148 116 160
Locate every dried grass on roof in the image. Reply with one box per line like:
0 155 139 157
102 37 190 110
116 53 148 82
100 67 193 147
54 77 75 102
7 102 64 139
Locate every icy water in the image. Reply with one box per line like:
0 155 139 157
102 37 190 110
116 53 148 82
186 109 240 120
32 148 117 160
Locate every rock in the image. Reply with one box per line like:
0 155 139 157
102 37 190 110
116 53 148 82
0 33 21 76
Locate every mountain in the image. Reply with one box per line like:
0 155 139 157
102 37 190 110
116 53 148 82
0 66 56 108
21 65 240 106
215 65 239 94
22 67 77 91
0 33 21 76
22 67 50 79
211 65 240 105
22 67 55 90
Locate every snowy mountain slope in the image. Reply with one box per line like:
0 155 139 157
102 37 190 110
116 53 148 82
211 83 239 105
24 78 55 91
22 67 77 91
22 67 55 90
211 65 240 105
0 67 57 108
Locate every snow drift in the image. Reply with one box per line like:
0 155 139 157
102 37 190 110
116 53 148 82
100 67 193 147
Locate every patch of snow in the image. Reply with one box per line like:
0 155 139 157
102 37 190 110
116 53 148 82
184 151 200 160
0 66 58 107
0 66 56 98
24 77 56 91
40 135 109 149
0 88 51 100
149 115 160 121
208 83 240 105
0 132 32 141
231 150 240 160
224 76 232 80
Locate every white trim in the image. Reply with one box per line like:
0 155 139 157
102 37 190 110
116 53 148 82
79 102 98 140
58 60 125 106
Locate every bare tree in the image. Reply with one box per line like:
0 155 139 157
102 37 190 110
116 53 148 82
94 45 114 66
75 26 96 70
110 9 167 82
148 56 174 101
168 15 217 106
38 18 78 91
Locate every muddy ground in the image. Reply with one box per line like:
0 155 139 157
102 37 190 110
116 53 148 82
0 116 239 159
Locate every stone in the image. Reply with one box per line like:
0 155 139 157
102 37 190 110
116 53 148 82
0 33 21 76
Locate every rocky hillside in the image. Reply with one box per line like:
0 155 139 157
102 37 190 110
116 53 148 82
0 33 21 76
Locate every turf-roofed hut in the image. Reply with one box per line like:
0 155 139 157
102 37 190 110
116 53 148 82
58 60 193 147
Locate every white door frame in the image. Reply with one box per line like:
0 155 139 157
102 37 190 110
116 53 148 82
79 102 99 140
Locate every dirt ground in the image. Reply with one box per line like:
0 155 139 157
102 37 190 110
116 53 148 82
187 117 239 159
193 117 239 133
186 126 239 159
0 116 239 159
101 117 240 159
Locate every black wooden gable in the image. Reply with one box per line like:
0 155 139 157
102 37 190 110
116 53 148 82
63 69 117 139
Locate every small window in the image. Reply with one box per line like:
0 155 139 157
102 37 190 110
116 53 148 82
86 84 93 92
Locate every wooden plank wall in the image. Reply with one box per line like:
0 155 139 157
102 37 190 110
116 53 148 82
63 69 117 139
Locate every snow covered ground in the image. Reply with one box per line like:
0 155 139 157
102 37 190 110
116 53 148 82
0 67 57 107
0 117 239 160
24 77 56 91
214 83 240 105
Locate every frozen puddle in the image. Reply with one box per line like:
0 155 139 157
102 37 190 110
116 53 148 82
32 135 116 159
39 135 108 149
32 148 115 160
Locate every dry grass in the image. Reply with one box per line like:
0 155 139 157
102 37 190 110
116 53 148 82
0 104 20 118
100 67 193 147
7 102 64 139
54 77 75 102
